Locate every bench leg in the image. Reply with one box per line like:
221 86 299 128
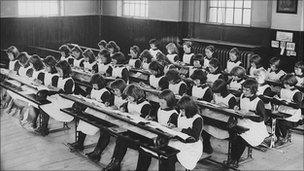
49 122 71 133
159 156 175 171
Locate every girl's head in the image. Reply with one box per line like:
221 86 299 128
158 89 177 109
294 61 304 76
230 66 246 81
111 52 126 65
71 45 83 59
177 95 198 118
90 74 106 90
253 68 267 84
212 79 229 97
83 48 95 63
192 54 204 68
16 52 30 66
59 45 71 58
269 57 281 71
27 54 44 71
149 61 164 76
43 55 57 73
282 74 298 88
242 78 258 97
249 54 262 68
130 45 140 59
123 84 146 103
149 39 158 50
229 47 240 62
209 58 220 73
165 69 181 84
166 43 178 55
106 41 120 54
139 49 153 63
98 40 107 50
156 51 170 66
6 46 19 60
183 41 192 54
109 79 127 97
190 69 207 86
55 60 72 78
97 49 111 64
205 45 215 59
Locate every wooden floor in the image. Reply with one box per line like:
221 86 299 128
1 109 303 170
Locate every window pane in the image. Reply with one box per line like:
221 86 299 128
226 8 233 24
235 0 243 8
234 9 242 24
243 9 251 25
123 0 147 18
18 0 59 17
209 8 217 22
226 0 234 8
130 3 135 16
210 0 218 7
218 0 225 8
135 3 140 16
217 8 224 23
124 4 130 15
243 0 251 8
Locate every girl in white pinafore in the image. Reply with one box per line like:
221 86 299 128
266 57 286 82
128 45 142 68
190 69 213 102
203 45 215 69
294 61 304 87
166 69 187 96
92 49 112 76
36 60 75 136
82 48 96 71
207 58 225 85
166 42 179 64
227 79 268 167
167 96 203 170
83 79 127 161
147 61 169 90
182 41 194 65
139 50 153 70
275 74 303 144
68 74 114 151
229 66 246 91
202 79 238 155
110 52 129 83
225 47 242 73
71 45 84 68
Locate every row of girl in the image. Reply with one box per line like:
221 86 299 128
1 41 303 170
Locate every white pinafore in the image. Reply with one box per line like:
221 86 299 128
257 84 271 110
169 81 186 95
83 61 96 71
149 75 163 89
128 59 140 68
182 53 194 65
114 96 126 108
229 80 245 90
296 76 304 86
40 77 75 122
77 88 109 135
203 57 211 68
192 85 209 99
149 49 161 60
112 66 126 78
44 72 59 87
127 101 150 115
74 59 84 68
266 69 285 81
279 89 302 122
237 94 269 146
207 73 221 83
142 62 150 70
226 61 241 73
157 108 177 126
97 63 110 74
167 54 178 63
203 94 235 139
168 114 203 170
9 60 18 71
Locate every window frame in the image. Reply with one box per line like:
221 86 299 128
18 0 61 17
207 0 252 27
122 0 148 19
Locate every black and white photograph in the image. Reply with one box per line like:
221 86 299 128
0 0 303 170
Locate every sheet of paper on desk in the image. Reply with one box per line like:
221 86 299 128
0 68 9 75
6 79 21 87
148 121 189 140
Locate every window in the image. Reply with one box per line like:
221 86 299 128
208 0 251 25
18 0 60 17
123 0 148 18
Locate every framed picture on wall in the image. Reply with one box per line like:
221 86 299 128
277 0 298 14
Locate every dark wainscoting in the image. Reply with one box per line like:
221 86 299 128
1 15 302 72
0 15 101 57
